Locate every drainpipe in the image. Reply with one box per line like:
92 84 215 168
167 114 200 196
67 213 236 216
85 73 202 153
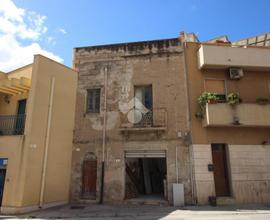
100 66 108 204
175 145 179 183
182 41 197 205
39 76 55 208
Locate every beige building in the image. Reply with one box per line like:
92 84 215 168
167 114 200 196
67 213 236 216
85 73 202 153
72 36 196 205
2 32 267 213
184 34 270 205
0 55 77 214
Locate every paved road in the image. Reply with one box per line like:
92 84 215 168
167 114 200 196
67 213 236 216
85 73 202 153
1 204 270 219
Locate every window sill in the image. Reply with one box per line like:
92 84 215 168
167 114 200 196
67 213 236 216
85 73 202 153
84 112 100 117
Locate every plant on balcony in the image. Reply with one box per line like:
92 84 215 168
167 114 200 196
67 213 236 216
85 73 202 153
195 92 217 119
256 97 269 105
227 93 241 105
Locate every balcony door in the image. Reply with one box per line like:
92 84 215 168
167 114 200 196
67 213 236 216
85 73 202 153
15 99 26 134
134 85 153 126
0 169 6 206
0 158 7 206
134 85 153 110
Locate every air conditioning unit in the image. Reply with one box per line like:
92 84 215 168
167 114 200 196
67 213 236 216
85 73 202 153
229 68 244 79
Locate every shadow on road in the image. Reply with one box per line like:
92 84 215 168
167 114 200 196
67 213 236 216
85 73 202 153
0 203 270 219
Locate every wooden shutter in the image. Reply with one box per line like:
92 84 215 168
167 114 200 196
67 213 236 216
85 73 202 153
87 88 100 113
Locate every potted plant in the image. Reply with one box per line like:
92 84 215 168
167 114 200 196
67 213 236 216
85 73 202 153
227 93 241 105
195 92 217 119
198 92 217 105
256 97 269 105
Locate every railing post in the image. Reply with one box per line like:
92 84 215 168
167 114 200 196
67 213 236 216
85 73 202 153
0 114 26 135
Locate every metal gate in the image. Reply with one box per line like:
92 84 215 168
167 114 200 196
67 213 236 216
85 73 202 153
125 150 166 158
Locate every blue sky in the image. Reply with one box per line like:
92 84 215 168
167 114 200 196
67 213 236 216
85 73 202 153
0 0 269 71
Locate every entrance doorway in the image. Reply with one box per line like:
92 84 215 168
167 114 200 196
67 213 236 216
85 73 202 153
0 158 7 206
81 159 97 200
211 144 230 196
15 99 27 134
125 151 167 200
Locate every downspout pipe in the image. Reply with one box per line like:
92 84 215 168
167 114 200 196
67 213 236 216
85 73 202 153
39 76 55 208
182 41 197 205
176 145 179 184
100 66 108 204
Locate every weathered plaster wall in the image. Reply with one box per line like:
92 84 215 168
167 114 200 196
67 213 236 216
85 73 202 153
72 39 192 204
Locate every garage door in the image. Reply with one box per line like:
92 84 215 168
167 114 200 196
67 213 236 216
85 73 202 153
125 150 166 158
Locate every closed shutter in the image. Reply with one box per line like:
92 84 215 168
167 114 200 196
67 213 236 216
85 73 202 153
125 150 166 158
205 79 225 94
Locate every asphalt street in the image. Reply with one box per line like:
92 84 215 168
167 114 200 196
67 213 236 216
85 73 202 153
1 204 270 220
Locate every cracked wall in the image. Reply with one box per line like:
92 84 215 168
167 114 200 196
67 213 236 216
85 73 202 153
71 38 192 204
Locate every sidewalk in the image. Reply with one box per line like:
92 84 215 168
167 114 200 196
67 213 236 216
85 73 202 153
1 203 270 220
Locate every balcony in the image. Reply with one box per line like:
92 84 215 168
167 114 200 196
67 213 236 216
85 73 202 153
0 114 26 135
120 108 167 132
198 44 270 70
0 77 30 95
203 103 270 127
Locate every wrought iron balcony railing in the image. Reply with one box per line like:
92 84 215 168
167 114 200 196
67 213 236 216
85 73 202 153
0 114 26 135
120 108 167 130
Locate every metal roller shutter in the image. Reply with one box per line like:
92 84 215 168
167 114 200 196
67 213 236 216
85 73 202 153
125 150 166 158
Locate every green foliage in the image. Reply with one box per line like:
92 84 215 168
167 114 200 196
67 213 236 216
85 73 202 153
227 93 241 105
196 92 217 119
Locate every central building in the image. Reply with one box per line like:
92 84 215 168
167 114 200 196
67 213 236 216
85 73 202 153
71 34 196 205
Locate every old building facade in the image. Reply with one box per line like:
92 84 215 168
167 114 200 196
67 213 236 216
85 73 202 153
71 35 196 205
72 32 270 206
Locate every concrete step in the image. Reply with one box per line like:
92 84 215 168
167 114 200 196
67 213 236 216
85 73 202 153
216 197 236 205
124 198 169 206
77 199 97 204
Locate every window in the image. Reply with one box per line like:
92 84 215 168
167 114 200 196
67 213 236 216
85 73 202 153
86 88 101 113
134 85 153 110
134 85 153 126
204 79 226 102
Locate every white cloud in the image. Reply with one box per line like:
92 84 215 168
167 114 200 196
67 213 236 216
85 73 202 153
58 28 67 34
0 0 24 22
0 0 63 72
47 36 56 46
0 34 63 72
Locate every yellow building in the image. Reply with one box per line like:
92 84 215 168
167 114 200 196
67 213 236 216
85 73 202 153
0 55 77 214
184 35 270 205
